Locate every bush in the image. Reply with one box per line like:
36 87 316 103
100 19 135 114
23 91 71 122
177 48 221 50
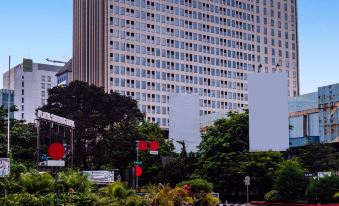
200 194 220 206
100 181 134 199
170 186 193 206
10 162 28 178
307 175 339 203
19 170 54 194
58 170 92 193
264 190 279 202
58 192 99 206
126 196 148 206
177 178 213 194
0 193 53 206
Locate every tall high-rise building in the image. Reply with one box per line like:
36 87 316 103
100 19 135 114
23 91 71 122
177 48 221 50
3 59 60 122
73 0 299 128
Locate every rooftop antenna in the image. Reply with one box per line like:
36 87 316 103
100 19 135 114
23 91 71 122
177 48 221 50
46 58 67 64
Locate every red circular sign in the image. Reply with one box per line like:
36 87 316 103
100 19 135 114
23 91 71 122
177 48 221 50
135 166 142 177
48 143 65 160
149 141 159 151
138 140 147 151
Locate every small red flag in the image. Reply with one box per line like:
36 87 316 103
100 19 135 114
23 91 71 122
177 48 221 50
135 166 142 177
149 141 159 151
138 140 147 151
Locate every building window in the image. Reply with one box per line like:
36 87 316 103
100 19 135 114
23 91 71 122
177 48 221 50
21 97 24 103
41 76 45 81
41 83 45 89
47 76 51 82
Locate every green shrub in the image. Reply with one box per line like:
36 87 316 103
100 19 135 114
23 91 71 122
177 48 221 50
0 193 53 206
58 192 99 206
177 178 213 194
126 196 148 206
264 190 279 202
334 192 339 200
307 175 339 203
98 181 136 205
200 194 219 206
10 162 28 177
58 170 92 193
19 170 54 194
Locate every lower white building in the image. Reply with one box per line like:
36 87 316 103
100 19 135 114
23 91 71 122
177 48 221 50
3 59 61 122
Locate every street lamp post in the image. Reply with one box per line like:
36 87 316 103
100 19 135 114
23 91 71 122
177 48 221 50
244 176 250 204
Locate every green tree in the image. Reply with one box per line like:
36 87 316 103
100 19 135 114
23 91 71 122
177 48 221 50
237 151 283 199
0 106 36 166
197 110 247 200
288 143 339 173
307 175 339 203
198 110 284 201
40 81 144 169
273 159 307 201
136 121 175 185
157 141 199 187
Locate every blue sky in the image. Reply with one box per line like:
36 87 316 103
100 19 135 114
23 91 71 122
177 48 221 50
0 0 338 94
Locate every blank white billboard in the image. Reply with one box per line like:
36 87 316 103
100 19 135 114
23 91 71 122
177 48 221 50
248 73 289 151
169 93 200 152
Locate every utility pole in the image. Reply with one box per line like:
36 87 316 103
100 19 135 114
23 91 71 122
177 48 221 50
7 56 11 158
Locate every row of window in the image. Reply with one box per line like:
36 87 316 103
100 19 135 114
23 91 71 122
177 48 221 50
112 0 295 22
111 66 247 80
111 76 246 90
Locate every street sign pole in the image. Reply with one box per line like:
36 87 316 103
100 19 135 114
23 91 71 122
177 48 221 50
54 167 59 206
246 184 249 203
136 140 139 188
244 176 250 204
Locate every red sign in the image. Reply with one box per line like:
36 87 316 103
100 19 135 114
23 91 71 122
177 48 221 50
135 166 142 177
138 140 147 151
48 143 65 160
149 141 159 151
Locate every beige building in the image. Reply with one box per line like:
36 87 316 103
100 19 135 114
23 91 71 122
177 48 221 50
73 0 299 128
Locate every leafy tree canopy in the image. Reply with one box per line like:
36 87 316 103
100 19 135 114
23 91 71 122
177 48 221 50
40 81 144 169
288 143 339 173
273 159 307 201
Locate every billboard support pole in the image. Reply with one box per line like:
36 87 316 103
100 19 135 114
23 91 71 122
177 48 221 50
7 56 11 158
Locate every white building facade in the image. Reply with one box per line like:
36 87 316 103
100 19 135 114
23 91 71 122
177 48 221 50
3 59 60 122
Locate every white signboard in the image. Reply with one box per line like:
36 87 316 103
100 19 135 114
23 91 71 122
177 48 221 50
150 151 159 155
169 93 201 152
38 160 65 167
248 73 289 151
37 110 75 127
82 170 115 185
0 158 10 177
